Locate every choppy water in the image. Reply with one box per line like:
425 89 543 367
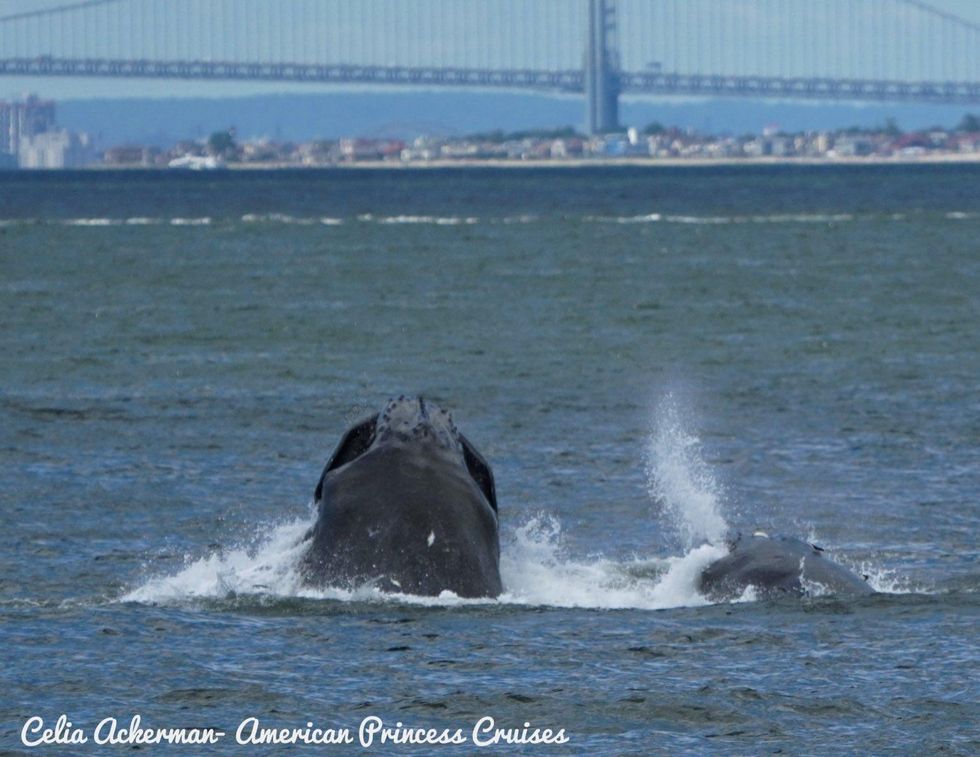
1 166 978 755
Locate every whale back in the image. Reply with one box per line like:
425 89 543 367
699 534 874 600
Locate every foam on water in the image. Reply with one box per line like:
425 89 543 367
0 210 975 229
496 516 726 609
121 516 312 604
376 215 478 225
590 212 858 225
835 555 918 594
61 218 122 226
120 512 728 610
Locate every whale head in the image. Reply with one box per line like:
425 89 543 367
372 396 463 462
314 396 496 511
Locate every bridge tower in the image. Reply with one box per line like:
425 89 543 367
585 0 620 135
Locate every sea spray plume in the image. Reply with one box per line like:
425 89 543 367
646 394 729 550
644 397 872 600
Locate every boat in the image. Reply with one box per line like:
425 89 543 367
167 155 224 170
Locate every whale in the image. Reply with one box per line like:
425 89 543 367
300 397 502 598
698 532 874 601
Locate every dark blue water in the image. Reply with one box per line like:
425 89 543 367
1 166 978 754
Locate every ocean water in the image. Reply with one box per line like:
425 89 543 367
1 166 978 755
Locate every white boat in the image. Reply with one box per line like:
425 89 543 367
167 155 223 170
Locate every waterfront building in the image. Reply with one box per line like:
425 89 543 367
1 95 56 163
18 130 93 169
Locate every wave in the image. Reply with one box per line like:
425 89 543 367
588 212 858 225
375 215 478 225
37 217 208 227
242 213 316 225
0 210 975 229
61 218 123 226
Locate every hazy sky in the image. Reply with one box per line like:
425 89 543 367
0 0 977 100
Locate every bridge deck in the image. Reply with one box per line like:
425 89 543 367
2 57 978 105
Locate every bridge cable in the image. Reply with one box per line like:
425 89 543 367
0 0 125 25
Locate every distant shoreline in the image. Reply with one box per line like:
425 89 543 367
15 152 979 172
143 153 980 171
296 153 980 169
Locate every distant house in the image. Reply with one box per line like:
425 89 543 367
833 136 874 157
103 145 159 167
340 138 385 162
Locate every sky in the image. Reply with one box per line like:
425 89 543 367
0 0 977 99
1 0 977 138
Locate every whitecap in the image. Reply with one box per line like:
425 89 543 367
376 215 477 225
61 218 122 226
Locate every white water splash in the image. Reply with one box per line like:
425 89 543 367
119 502 903 610
835 556 916 594
121 512 728 610
498 517 726 609
646 394 729 550
120 398 740 610
121 516 312 604
121 393 910 609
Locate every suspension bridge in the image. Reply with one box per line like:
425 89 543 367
1 0 978 134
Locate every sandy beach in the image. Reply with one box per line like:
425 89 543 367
212 152 980 170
